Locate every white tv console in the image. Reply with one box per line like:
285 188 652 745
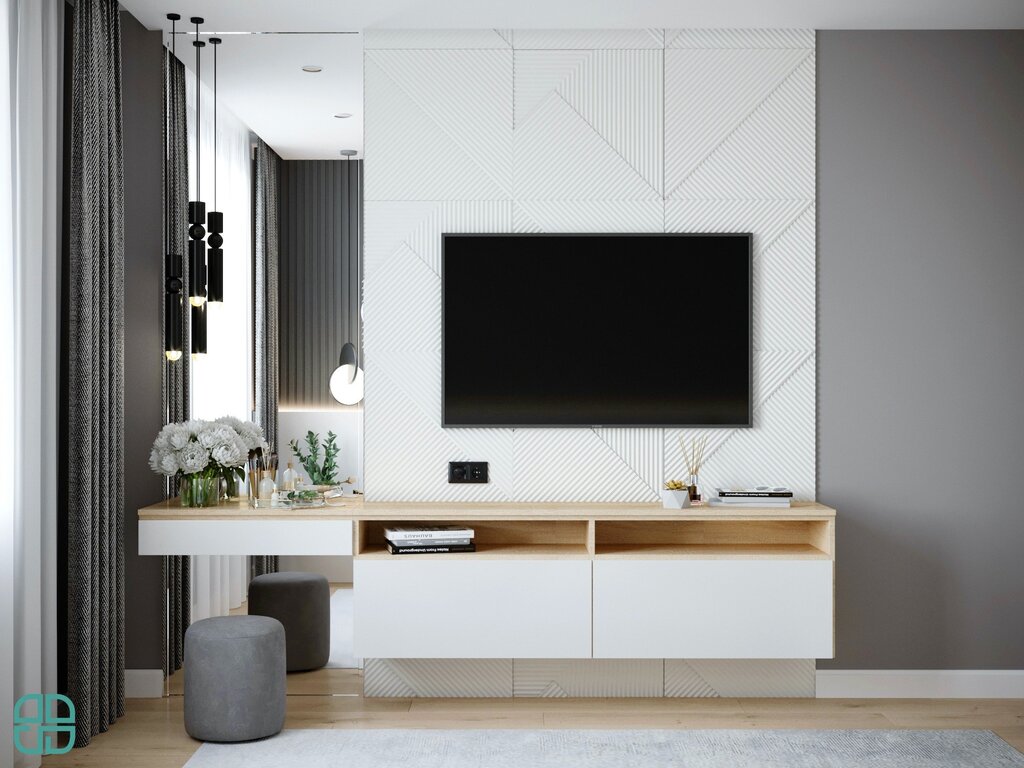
139 499 835 697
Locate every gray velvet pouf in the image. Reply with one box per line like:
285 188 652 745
248 571 330 672
184 615 286 743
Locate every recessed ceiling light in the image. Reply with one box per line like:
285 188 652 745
301 65 322 73
334 112 352 119
339 149 357 157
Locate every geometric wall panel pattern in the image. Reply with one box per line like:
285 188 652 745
363 658 513 698
513 659 664 698
363 658 815 698
364 29 815 502
664 659 816 698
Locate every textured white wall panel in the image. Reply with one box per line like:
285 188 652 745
666 29 815 50
364 57 509 201
363 658 513 697
363 658 814 697
363 29 815 502
513 200 663 234
664 48 810 198
664 659 816 697
513 29 664 50
514 660 664 697
364 29 512 50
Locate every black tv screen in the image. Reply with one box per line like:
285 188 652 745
443 233 751 427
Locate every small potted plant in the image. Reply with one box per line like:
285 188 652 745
289 430 341 491
661 479 691 509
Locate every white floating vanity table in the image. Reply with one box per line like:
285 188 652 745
139 498 835 697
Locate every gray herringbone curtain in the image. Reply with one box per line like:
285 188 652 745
253 139 281 577
161 47 190 677
67 0 126 746
255 138 280 452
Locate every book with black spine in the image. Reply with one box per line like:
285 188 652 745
386 542 477 555
382 537 472 547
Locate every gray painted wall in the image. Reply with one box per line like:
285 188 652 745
279 159 363 409
818 31 1024 669
120 11 165 670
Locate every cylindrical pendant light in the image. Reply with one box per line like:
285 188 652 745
191 302 207 356
164 12 183 361
206 36 224 302
187 17 207 309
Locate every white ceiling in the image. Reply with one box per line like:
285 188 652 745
121 0 1024 158
163 32 363 160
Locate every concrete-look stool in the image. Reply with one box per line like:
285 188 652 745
184 615 285 742
248 571 330 672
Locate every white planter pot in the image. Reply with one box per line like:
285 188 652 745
660 489 691 510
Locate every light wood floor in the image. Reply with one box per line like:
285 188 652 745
41 690 1024 768
43 585 1024 766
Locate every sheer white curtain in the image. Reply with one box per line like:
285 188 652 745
185 64 253 617
1 1 62 765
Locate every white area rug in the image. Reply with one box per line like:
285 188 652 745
325 588 361 669
183 728 1024 767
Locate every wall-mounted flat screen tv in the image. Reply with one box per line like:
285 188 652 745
442 233 751 427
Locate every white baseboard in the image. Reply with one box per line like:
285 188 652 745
125 669 164 698
816 669 1024 698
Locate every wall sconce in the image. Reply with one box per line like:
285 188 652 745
329 342 364 405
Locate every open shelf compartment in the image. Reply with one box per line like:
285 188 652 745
594 518 833 559
355 518 592 559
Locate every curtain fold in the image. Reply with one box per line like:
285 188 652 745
67 0 125 746
2 0 63 764
253 138 281 578
161 46 190 678
255 138 280 452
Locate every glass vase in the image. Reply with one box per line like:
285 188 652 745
180 471 221 508
222 472 241 501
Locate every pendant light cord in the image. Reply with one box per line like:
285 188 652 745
213 39 217 209
165 17 174 256
194 19 200 203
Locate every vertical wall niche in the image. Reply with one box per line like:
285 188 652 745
362 30 816 502
279 159 363 410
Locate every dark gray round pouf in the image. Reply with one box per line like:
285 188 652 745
248 571 330 672
184 615 286 743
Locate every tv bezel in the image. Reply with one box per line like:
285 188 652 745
441 232 753 429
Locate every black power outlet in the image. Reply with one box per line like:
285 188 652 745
448 461 488 484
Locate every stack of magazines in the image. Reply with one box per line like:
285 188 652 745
709 487 793 507
383 525 476 554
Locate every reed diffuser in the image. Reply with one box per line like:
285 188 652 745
681 435 708 502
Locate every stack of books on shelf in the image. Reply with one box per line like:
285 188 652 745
383 525 476 555
709 488 794 508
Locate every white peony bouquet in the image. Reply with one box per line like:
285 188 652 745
150 417 266 506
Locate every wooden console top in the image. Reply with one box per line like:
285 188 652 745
138 497 834 521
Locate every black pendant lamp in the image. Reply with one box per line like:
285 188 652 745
164 12 183 361
187 16 207 312
206 36 224 302
191 302 207 357
188 17 207 355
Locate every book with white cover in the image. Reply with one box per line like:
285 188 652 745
708 498 791 508
384 525 475 542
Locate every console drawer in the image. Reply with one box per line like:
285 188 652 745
593 560 833 659
354 559 592 658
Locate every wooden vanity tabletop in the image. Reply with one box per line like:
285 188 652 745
139 497 834 522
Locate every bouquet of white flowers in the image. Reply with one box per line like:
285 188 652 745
150 417 265 507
